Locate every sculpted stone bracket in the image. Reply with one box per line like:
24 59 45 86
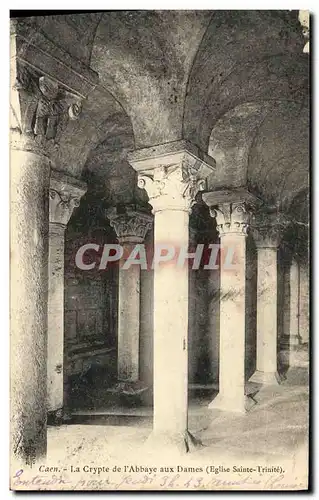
49 170 87 227
107 205 153 244
128 140 216 213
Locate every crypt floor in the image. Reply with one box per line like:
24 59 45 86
47 366 309 470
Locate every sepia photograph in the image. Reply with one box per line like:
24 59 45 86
9 8 310 491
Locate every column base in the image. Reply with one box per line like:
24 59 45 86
47 407 72 426
289 345 309 368
208 392 256 413
249 370 282 386
144 429 204 455
47 408 64 426
290 334 302 347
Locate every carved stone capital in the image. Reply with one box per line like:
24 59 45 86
251 210 289 248
137 163 206 213
299 10 309 54
11 59 83 154
128 141 216 214
49 170 86 227
10 16 96 156
209 202 251 237
107 205 153 244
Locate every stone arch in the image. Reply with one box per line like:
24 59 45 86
90 10 212 148
183 10 307 151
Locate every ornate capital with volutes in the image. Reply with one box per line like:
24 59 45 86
137 163 207 213
202 187 263 237
209 202 251 237
49 170 86 227
107 205 153 244
127 140 216 214
250 210 289 248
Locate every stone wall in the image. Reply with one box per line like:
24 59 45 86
63 198 118 407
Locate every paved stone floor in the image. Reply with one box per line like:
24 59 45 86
43 366 309 492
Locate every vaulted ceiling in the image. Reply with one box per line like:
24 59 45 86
26 10 309 216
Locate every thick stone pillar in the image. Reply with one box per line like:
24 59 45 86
11 146 50 464
287 257 303 369
139 228 154 403
299 262 309 344
107 206 152 382
129 140 215 450
203 189 257 413
249 213 283 385
10 19 97 464
188 226 197 384
207 252 220 385
10 56 51 464
47 171 86 421
290 258 301 348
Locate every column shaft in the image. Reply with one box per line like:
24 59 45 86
153 210 189 435
287 258 302 369
207 266 220 384
47 172 86 418
250 247 280 384
210 234 249 412
188 252 197 384
202 193 259 413
128 140 215 450
299 263 309 344
108 207 152 384
290 259 301 348
139 229 154 402
118 244 140 381
11 149 50 463
47 224 65 414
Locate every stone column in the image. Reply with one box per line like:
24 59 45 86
11 146 51 464
249 213 283 385
10 66 52 463
107 206 153 382
207 249 220 386
47 171 86 422
203 189 257 413
289 258 301 349
10 19 95 463
139 228 154 404
10 60 52 464
188 226 197 384
128 140 215 451
287 258 303 369
299 262 309 345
